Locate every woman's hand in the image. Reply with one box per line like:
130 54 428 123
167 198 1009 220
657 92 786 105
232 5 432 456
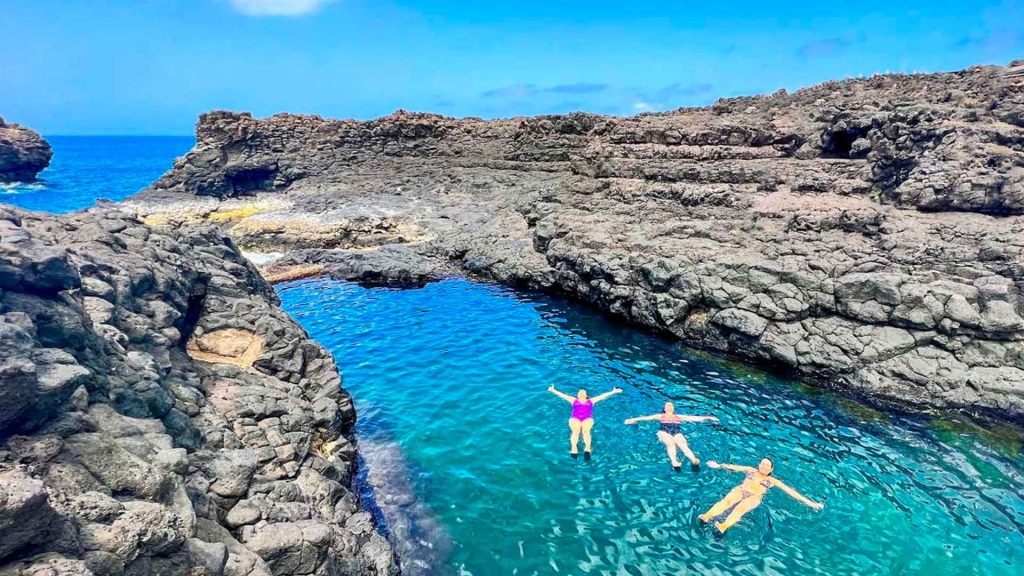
624 418 635 425
809 501 825 511
706 461 721 469
592 387 624 403
548 385 556 393
709 416 720 423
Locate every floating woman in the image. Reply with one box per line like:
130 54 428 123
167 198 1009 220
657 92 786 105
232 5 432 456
698 458 824 533
547 385 623 459
624 402 719 469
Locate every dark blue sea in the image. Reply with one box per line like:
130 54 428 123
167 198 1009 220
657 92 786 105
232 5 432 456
1 135 193 213
5 136 1024 575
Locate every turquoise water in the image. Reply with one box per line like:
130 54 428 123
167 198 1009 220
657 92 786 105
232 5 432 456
6 136 1024 575
0 135 193 213
279 278 1024 576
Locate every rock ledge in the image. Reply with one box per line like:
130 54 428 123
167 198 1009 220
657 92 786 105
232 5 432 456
0 205 397 575
131 62 1024 421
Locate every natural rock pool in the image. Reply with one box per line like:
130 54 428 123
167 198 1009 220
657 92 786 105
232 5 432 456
278 278 1024 576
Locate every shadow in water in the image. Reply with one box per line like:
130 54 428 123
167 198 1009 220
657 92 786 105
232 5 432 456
353 405 455 576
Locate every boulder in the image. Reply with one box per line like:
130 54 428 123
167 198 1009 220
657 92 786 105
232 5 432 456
0 120 52 183
0 471 58 562
201 449 258 498
63 434 171 500
186 538 228 576
244 521 332 576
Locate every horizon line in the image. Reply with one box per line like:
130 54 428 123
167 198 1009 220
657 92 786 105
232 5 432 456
30 59 1023 137
45 133 197 138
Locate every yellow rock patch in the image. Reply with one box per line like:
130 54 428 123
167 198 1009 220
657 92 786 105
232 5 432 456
688 311 709 326
260 264 326 284
141 211 208 228
186 329 265 367
141 213 175 227
208 205 264 222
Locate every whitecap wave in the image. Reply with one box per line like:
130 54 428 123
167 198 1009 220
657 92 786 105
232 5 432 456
0 182 47 195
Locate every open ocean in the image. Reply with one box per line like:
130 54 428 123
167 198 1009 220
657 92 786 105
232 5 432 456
1 135 193 213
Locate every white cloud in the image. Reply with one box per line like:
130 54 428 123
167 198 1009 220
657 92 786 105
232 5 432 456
632 102 651 110
226 0 338 16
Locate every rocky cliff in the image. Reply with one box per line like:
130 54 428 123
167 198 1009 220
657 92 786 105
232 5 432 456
0 206 396 575
132 62 1024 421
0 119 52 183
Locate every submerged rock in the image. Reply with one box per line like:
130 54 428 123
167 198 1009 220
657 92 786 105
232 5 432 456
0 118 52 183
0 205 397 575
132 62 1024 420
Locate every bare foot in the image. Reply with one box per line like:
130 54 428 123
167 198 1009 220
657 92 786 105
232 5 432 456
714 522 728 534
698 514 709 522
690 458 700 466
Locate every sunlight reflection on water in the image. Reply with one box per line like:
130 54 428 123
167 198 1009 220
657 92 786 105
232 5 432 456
279 278 1024 576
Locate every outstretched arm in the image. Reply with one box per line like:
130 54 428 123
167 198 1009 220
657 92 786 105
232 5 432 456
679 415 720 423
547 385 575 403
624 414 662 425
706 461 757 473
771 479 824 510
591 387 624 403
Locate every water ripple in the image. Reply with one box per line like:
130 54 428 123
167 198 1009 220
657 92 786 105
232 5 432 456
279 278 1024 576
0 136 193 213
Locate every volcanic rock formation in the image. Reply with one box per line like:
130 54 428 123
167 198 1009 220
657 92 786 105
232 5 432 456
0 119 52 183
132 62 1024 421
0 206 396 575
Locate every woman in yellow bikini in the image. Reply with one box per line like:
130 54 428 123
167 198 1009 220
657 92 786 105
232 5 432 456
699 457 824 533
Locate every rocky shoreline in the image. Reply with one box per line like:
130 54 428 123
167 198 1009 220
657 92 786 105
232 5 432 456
130 61 1024 422
0 119 52 183
3 59 1022 575
0 206 397 575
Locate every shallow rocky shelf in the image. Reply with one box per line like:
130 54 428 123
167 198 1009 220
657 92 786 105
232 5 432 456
131 62 1024 423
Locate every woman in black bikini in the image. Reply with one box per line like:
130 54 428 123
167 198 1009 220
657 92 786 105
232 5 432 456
624 402 718 469
699 457 824 533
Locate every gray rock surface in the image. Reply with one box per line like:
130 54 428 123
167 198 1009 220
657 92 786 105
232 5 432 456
132 62 1024 420
0 470 58 563
0 119 52 183
0 206 397 574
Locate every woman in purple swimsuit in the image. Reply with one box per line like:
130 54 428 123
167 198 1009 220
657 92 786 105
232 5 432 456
547 385 623 458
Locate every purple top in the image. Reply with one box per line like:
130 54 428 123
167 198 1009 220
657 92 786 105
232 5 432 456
571 399 594 421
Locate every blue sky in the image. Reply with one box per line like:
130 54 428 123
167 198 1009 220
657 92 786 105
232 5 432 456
2 0 1022 135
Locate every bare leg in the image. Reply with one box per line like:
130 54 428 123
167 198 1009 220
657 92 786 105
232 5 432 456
715 496 763 533
581 418 595 453
568 418 582 454
698 486 745 522
657 431 681 467
673 434 699 465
